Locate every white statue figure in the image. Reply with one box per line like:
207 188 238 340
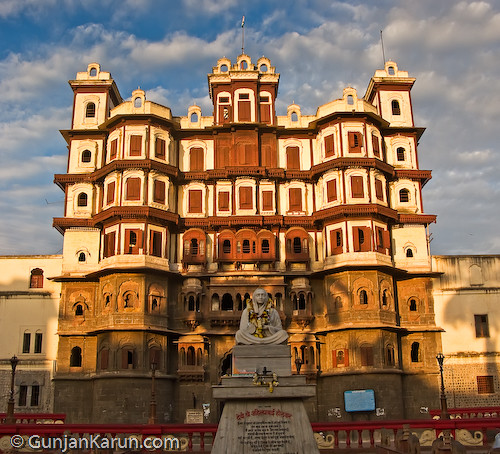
235 288 288 345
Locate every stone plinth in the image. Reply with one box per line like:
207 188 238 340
212 374 319 454
232 344 292 376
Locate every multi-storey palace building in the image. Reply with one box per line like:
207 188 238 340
51 55 441 423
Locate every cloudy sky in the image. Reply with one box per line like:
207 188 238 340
0 0 498 256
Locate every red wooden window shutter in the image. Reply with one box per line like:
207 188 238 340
260 104 271 123
190 147 204 171
155 138 165 159
218 191 230 211
104 232 116 258
332 350 337 368
125 229 142 255
130 135 142 156
150 230 162 257
324 134 335 157
216 145 230 168
348 132 362 153
218 105 231 124
383 230 391 251
351 176 364 198
286 147 300 170
121 349 129 369
327 179 337 202
126 178 141 200
109 139 118 160
372 134 380 157
238 101 251 121
153 180 166 204
262 191 273 211
239 186 253 209
289 188 302 211
376 227 385 253
344 349 349 366
375 179 384 201
106 181 115 205
188 189 203 213
353 227 371 252
330 228 343 255
100 349 109 370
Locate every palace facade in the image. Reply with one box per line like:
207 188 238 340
49 55 441 423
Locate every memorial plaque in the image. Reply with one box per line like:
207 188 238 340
185 409 204 424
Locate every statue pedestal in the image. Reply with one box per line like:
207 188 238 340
232 344 292 376
212 346 319 454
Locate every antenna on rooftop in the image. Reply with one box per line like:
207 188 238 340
380 30 387 65
241 16 245 54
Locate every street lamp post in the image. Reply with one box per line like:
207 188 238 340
148 361 157 424
436 353 449 420
6 355 19 424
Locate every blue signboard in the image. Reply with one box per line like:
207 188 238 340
344 389 376 412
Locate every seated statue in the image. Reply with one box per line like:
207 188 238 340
235 288 288 345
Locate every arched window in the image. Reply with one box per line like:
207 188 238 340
409 299 417 311
179 347 186 366
78 252 86 262
242 239 251 254
188 296 196 312
30 268 43 289
85 102 96 118
391 100 401 115
89 67 97 77
81 150 92 163
220 64 228 72
70 347 82 367
386 345 395 365
149 347 161 368
359 290 368 305
291 112 298 122
77 192 88 207
211 293 220 311
134 97 142 108
187 346 195 366
151 297 159 311
397 147 405 161
335 296 342 309
399 189 410 203
293 237 302 253
190 238 199 255
406 248 414 258
236 294 243 311
388 66 395 76
196 348 203 366
298 294 306 311
411 342 420 362
347 95 354 105
221 293 233 311
260 64 268 72
222 239 231 254
190 112 198 123
382 289 388 307
240 60 248 70
75 304 84 316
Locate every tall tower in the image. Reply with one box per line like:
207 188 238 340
52 57 440 423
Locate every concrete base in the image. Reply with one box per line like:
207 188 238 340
212 375 319 454
232 344 292 376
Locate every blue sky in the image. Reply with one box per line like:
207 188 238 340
0 0 499 255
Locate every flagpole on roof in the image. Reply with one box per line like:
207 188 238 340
241 16 245 54
380 30 386 65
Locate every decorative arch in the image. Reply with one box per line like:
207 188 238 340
182 229 207 265
285 228 309 263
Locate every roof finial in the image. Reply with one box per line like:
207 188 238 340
241 16 245 55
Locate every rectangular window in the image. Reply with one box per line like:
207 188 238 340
360 346 374 366
19 385 27 406
34 333 42 354
372 134 380 157
30 385 40 406
218 191 230 211
239 186 253 209
330 228 343 255
130 135 142 156
260 104 271 123
262 191 273 211
155 138 166 159
477 375 494 394
103 231 116 258
126 178 141 200
324 134 335 157
109 139 118 160
289 188 302 211
348 132 362 153
22 332 31 353
332 349 349 367
189 147 204 171
376 227 385 253
106 181 116 205
100 349 109 370
286 147 300 170
238 101 251 122
351 176 364 198
150 231 162 257
475 314 489 338
375 179 384 201
353 227 371 252
125 229 142 255
327 179 337 202
153 180 166 204
188 189 203 213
